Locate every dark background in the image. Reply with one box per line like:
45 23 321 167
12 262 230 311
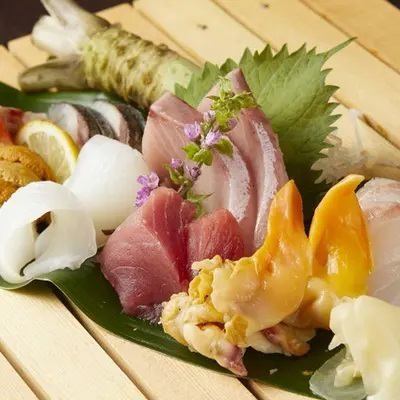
1 0 400 45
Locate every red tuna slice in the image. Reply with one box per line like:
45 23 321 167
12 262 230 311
198 69 288 250
142 92 257 254
187 209 244 270
100 187 196 317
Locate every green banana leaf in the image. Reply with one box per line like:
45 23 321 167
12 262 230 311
0 82 337 398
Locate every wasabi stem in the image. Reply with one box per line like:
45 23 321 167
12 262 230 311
19 0 199 108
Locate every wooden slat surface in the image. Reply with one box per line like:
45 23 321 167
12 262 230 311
211 0 400 148
0 352 37 400
0 286 146 400
6 5 257 400
135 0 400 180
80 314 256 400
302 0 400 73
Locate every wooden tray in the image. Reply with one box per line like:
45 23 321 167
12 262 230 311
1 1 400 398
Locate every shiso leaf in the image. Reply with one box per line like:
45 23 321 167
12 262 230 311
175 40 352 218
309 348 366 400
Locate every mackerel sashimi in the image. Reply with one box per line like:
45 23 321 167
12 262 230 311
198 69 288 249
142 92 256 254
100 187 245 318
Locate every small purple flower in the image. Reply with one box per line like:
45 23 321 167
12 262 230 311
203 130 222 148
135 186 151 207
185 165 201 181
203 110 215 123
227 118 238 130
135 172 160 207
171 158 183 169
184 121 201 141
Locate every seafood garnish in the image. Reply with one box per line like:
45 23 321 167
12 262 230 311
19 0 198 108
65 135 149 246
0 181 96 283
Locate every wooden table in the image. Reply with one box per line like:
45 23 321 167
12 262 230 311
1 1 400 399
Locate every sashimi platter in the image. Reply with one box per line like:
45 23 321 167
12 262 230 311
1 1 400 399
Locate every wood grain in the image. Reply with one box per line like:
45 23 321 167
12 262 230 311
0 46 24 87
8 3 196 68
77 313 257 400
301 0 400 73
0 285 146 400
135 0 400 180
0 352 38 400
211 0 400 148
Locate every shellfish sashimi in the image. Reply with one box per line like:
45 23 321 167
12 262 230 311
198 69 288 250
0 181 96 283
187 209 244 270
142 92 256 254
357 177 400 305
65 135 149 246
100 187 196 318
161 181 313 374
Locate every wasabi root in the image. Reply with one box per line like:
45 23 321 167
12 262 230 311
19 0 198 108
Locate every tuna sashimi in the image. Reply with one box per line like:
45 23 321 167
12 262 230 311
187 209 244 269
100 187 196 317
198 69 288 249
142 92 256 254
357 178 400 306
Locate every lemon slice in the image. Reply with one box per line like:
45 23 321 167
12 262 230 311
17 120 78 183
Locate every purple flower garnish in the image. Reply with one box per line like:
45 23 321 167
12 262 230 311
171 158 183 169
184 121 201 141
203 110 216 123
203 130 222 148
185 165 201 181
227 118 238 130
135 172 160 207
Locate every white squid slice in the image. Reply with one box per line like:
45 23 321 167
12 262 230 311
0 181 96 284
65 135 149 246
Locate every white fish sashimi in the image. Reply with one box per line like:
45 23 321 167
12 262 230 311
0 181 96 284
65 135 149 246
357 178 400 305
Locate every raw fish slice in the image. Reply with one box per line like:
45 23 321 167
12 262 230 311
198 69 288 250
65 135 149 246
357 178 400 305
91 101 145 150
142 92 256 254
100 187 195 316
187 209 244 269
49 103 99 146
0 181 96 283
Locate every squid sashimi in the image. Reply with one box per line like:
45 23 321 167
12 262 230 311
357 178 400 305
0 181 96 283
65 135 149 246
142 92 256 254
187 208 244 270
198 69 288 250
100 187 196 319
